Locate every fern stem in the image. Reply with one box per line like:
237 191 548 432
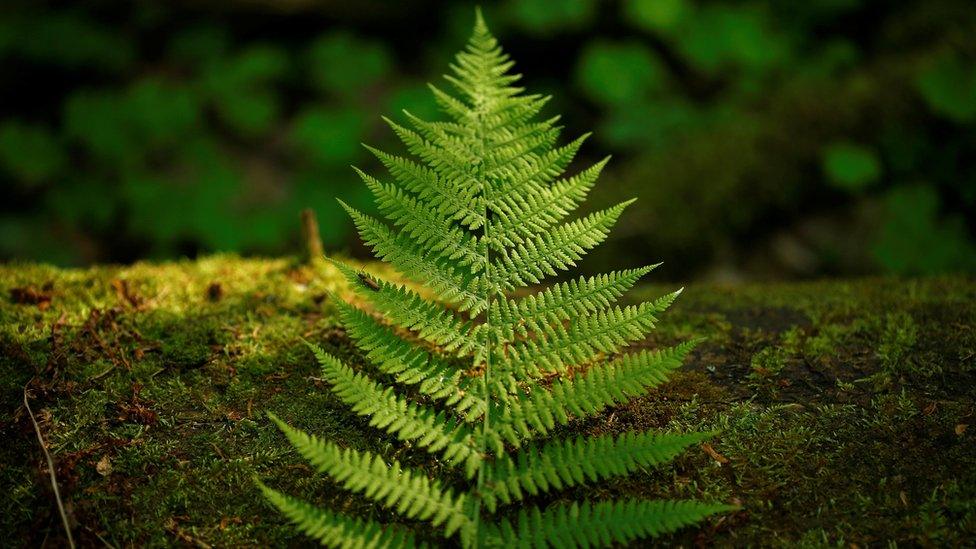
471 8 493 547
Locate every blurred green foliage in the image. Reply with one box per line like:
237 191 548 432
822 142 881 192
0 1 974 279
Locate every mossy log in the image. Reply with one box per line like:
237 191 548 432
1 256 974 546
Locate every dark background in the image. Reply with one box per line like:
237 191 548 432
1 0 974 281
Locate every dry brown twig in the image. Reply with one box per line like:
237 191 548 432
23 380 76 548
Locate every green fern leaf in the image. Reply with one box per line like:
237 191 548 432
269 414 470 537
494 500 736 547
259 9 733 547
340 201 487 313
485 431 715 510
490 133 589 210
488 200 636 290
328 304 486 420
494 265 658 340
356 168 484 268
308 345 480 472
495 341 698 444
492 157 609 245
364 145 483 229
500 290 682 379
331 259 479 355
257 481 423 548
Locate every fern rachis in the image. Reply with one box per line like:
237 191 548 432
258 9 735 547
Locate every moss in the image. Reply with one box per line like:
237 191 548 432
1 257 974 545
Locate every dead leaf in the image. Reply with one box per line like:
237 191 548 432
111 279 142 308
96 455 113 476
702 442 730 464
956 424 968 436
10 286 52 309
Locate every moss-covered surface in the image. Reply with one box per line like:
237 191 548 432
1 256 974 547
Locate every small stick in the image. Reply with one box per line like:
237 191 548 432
300 208 324 264
24 381 75 549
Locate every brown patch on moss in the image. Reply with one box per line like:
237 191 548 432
9 285 53 309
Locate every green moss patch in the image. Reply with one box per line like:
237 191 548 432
1 258 974 545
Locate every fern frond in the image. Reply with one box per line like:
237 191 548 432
484 431 714 511
265 10 733 548
480 93 552 134
489 200 635 290
486 116 561 154
356 168 484 269
427 83 471 121
310 345 481 473
256 481 422 548
490 133 590 205
495 340 697 444
384 117 480 190
269 415 470 537
340 201 487 313
327 304 486 421
484 123 561 172
493 499 735 547
403 110 473 142
494 266 658 340
492 157 609 245
501 289 682 379
445 18 520 104
364 146 484 229
331 260 479 356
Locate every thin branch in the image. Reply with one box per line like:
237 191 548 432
24 381 76 549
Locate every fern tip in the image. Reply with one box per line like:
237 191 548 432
265 411 284 427
474 6 488 30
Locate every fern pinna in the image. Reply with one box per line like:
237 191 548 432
257 10 734 548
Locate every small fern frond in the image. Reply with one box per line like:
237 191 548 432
489 200 635 290
501 290 681 379
427 83 470 121
309 345 480 472
492 156 609 245
383 117 480 188
339 201 487 313
256 481 422 548
364 145 484 229
495 341 698 444
356 168 485 268
328 305 486 421
493 500 736 547
489 133 590 209
481 93 552 134
269 415 470 537
484 431 715 511
494 265 658 340
332 260 479 355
